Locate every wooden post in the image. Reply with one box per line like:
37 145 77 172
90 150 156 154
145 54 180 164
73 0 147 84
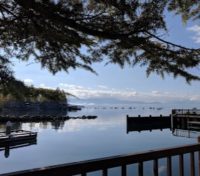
153 159 158 176
167 156 172 176
198 151 200 176
138 162 143 176
179 154 184 176
197 136 200 176
102 168 108 176
171 113 174 131
121 164 126 176
190 152 195 176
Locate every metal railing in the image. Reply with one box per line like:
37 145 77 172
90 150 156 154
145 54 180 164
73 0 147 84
1 143 200 176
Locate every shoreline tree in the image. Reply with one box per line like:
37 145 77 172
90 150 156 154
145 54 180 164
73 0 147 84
0 0 200 94
0 86 67 102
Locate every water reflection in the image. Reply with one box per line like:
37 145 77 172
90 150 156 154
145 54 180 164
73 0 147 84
0 107 67 117
0 122 22 132
0 117 98 160
0 139 37 158
126 115 200 139
172 122 200 138
0 108 198 174
126 116 200 176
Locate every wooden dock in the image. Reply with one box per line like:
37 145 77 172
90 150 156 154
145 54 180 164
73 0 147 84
126 115 171 133
170 109 200 138
171 109 200 131
0 130 37 144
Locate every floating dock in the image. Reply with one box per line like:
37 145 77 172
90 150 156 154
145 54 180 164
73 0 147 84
0 130 37 144
126 109 200 137
0 130 37 158
126 115 171 133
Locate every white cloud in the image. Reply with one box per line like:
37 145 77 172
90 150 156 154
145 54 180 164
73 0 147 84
97 85 108 89
152 90 160 95
188 25 200 43
24 79 33 86
39 83 54 89
33 83 200 103
57 83 200 102
59 83 138 100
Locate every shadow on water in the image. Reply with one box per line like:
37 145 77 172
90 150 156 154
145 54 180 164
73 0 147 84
0 139 37 159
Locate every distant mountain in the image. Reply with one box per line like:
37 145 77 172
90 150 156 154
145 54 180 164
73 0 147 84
68 97 162 106
164 100 200 109
68 97 200 109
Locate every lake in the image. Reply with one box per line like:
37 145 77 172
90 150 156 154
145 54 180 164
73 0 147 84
0 105 199 175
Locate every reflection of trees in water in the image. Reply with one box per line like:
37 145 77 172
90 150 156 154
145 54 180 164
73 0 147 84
12 122 22 131
29 122 36 130
31 121 66 130
39 122 48 129
51 120 65 130
0 124 5 131
0 118 95 131
0 108 67 117
0 122 22 131
24 122 50 130
23 121 66 130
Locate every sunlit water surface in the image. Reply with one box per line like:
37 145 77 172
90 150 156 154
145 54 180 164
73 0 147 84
0 106 198 175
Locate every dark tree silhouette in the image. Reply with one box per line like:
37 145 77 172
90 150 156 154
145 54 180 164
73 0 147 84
0 0 200 92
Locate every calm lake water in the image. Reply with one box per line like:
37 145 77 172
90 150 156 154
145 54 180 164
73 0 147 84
0 105 199 175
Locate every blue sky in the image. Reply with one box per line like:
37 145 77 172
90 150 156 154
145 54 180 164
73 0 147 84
12 11 200 104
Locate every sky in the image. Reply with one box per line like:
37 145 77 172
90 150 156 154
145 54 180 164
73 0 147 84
12 11 200 105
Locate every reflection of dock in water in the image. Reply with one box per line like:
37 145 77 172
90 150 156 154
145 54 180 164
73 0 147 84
171 109 200 130
126 115 171 133
126 109 200 139
171 109 200 138
0 139 37 158
0 130 37 158
172 129 200 138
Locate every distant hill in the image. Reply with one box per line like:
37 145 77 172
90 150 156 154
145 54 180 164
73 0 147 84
69 97 200 109
68 97 161 106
